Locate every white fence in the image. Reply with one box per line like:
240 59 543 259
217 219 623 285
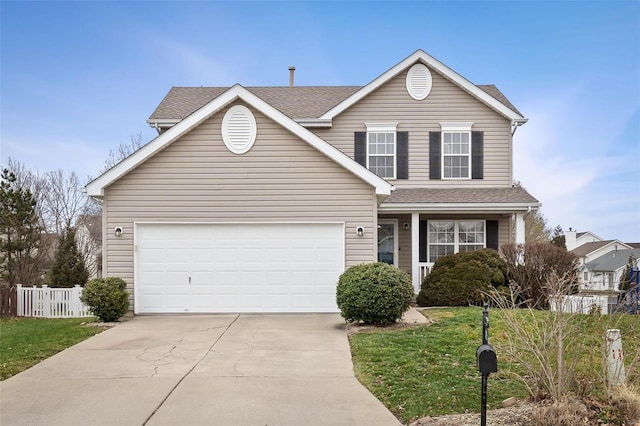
16 284 91 318
550 294 610 315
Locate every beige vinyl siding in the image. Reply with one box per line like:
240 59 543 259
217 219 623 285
313 65 513 187
103 102 377 304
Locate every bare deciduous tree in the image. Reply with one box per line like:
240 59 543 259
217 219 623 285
75 214 101 278
42 169 92 235
526 209 552 243
501 242 578 308
7 158 47 230
101 133 145 173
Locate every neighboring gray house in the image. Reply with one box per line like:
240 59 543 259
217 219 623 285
86 50 540 314
582 248 640 294
566 228 637 294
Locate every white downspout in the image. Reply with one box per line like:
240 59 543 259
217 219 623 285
411 213 420 293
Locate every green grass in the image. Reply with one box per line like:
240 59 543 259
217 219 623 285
349 307 640 424
0 317 103 380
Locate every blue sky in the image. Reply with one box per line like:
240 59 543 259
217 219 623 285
1 1 639 242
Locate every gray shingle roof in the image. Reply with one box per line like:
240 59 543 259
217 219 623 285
148 84 520 121
585 248 640 272
571 241 616 257
381 186 539 205
476 85 522 116
149 86 361 121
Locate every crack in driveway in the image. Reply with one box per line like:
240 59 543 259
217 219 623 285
141 314 240 425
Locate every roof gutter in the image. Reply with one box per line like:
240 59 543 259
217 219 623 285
511 118 528 136
147 118 180 134
295 118 332 128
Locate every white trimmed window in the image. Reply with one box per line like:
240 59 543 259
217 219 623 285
428 220 485 263
366 123 397 179
440 122 473 179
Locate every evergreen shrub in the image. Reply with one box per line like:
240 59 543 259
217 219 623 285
416 249 507 307
80 277 129 322
336 262 414 326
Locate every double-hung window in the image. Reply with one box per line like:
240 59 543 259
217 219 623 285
366 123 397 179
427 220 485 262
440 122 473 179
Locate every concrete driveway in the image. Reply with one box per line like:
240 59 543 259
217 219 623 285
0 314 401 426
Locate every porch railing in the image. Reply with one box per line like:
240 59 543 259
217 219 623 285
419 262 434 283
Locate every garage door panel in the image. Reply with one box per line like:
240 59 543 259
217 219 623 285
136 223 344 313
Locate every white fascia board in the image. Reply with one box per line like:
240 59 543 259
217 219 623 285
378 201 541 214
87 84 392 197
320 50 524 121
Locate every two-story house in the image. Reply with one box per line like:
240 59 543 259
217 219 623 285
86 50 540 314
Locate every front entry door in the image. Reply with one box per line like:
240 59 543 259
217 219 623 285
378 220 398 267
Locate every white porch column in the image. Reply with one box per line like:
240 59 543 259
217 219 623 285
515 213 525 245
411 213 420 292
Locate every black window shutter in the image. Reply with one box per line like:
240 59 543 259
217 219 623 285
472 131 484 179
486 220 499 251
419 220 427 262
429 132 441 180
354 132 366 167
396 131 409 179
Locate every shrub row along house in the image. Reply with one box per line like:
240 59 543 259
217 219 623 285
86 49 540 314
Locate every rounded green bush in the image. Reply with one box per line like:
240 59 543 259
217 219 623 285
336 262 414 326
80 277 129 322
416 249 507 307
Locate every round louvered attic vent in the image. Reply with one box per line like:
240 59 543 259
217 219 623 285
222 105 257 154
406 63 432 100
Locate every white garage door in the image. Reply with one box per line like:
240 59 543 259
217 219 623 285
135 223 344 313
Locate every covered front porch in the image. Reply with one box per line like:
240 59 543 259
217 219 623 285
377 187 540 292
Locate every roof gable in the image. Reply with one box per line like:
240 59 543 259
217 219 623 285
576 231 603 244
319 50 525 121
86 85 392 197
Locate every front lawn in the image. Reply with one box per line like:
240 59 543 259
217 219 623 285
0 317 104 380
349 307 640 424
